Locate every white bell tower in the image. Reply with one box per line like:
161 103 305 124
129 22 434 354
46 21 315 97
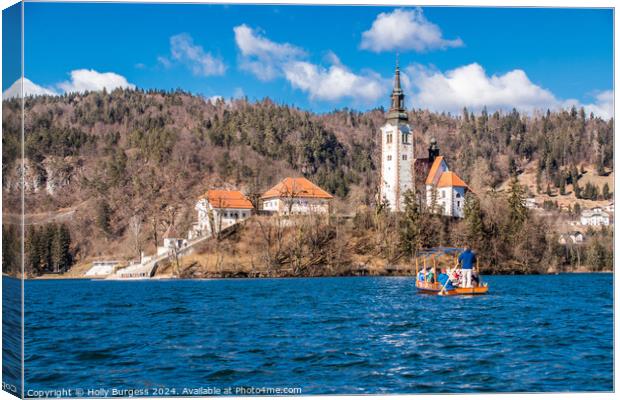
380 60 414 212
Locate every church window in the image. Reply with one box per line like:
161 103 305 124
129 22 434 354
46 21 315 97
402 133 408 144
387 155 392 161
402 154 407 160
457 201 461 208
456 193 461 198
387 134 392 144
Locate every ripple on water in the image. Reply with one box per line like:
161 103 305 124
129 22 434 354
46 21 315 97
20 274 613 394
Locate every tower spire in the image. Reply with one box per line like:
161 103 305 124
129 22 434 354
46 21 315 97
394 53 401 90
387 54 407 124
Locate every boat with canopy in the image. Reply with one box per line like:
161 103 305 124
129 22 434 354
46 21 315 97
415 247 489 296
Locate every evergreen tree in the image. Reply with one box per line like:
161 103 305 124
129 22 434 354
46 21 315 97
26 226 42 274
586 239 607 271
507 177 528 235
399 190 422 258
52 224 72 273
574 180 581 199
42 224 57 272
463 193 484 249
96 200 112 235
602 183 611 200
535 169 542 194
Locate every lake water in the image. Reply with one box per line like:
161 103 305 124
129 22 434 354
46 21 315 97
7 274 615 395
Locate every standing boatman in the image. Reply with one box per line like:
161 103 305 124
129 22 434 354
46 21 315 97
458 246 476 288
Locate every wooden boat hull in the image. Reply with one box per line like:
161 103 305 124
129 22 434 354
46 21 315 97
416 282 489 296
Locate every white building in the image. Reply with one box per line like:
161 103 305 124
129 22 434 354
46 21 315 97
157 225 188 256
525 198 540 209
580 207 610 226
424 156 471 218
261 177 332 215
85 260 120 276
193 190 253 236
380 62 414 212
559 231 585 245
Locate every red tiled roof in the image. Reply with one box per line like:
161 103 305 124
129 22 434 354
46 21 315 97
437 171 469 188
261 177 333 200
425 156 445 185
204 190 253 209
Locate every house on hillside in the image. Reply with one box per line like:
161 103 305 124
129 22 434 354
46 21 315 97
261 177 333 215
157 225 188 256
524 198 540 209
580 207 610 226
558 231 585 245
424 155 471 218
192 190 254 237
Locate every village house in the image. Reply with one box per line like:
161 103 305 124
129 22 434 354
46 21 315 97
558 231 586 245
192 190 254 237
157 225 188 256
261 177 333 215
524 198 540 209
580 207 611 226
424 156 471 218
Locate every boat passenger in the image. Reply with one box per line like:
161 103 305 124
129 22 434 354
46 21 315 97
449 267 461 287
426 268 435 284
417 268 425 282
438 268 454 291
458 246 476 288
472 268 480 287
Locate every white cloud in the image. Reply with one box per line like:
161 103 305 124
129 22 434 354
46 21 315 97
361 8 463 53
57 69 135 93
405 63 558 114
157 56 172 69
3 77 57 99
569 90 614 120
233 24 306 81
283 61 387 103
403 62 613 119
169 33 226 77
205 95 223 104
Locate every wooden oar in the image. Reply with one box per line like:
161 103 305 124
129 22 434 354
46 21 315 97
438 265 460 296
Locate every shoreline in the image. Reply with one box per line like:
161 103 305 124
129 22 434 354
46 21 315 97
6 270 613 281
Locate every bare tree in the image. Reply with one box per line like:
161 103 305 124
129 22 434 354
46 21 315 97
280 179 306 215
128 215 143 261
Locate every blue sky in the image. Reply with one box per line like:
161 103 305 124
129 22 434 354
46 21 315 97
3 3 614 117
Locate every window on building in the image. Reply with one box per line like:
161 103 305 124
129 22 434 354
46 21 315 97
441 191 445 198
456 193 461 198
402 154 407 160
387 155 392 161
402 133 408 144
457 201 461 207
387 134 392 144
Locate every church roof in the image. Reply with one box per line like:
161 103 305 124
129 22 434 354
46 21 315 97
261 177 333 200
163 225 179 239
204 190 253 209
437 171 469 189
425 156 445 185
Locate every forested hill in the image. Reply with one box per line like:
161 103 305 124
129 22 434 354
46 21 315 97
1 88 614 264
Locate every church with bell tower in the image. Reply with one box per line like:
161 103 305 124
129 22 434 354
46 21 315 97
379 61 414 212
